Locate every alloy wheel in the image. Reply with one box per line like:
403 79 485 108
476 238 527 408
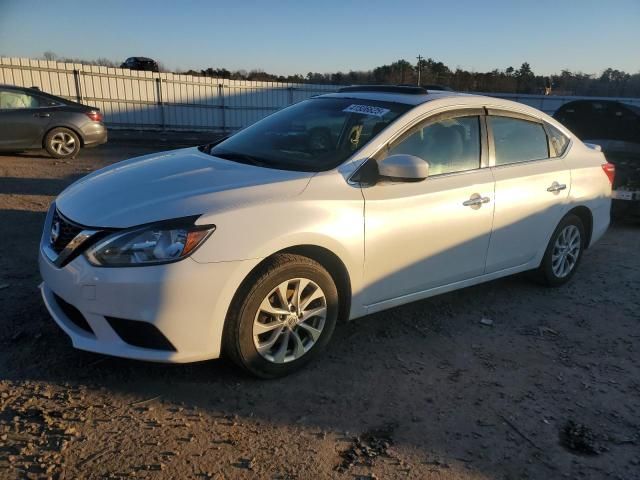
253 277 327 364
551 224 581 278
50 132 76 156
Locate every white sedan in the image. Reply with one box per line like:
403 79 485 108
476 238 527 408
39 86 613 377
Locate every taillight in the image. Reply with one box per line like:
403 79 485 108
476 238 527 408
86 111 103 122
601 162 615 185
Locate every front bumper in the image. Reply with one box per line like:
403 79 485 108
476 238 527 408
39 247 260 363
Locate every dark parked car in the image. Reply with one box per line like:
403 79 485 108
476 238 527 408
0 85 107 159
120 57 159 72
554 100 640 217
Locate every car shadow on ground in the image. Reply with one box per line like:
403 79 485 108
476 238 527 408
0 176 84 196
3 265 544 467
0 150 53 160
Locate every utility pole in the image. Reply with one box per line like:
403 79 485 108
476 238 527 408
416 54 423 86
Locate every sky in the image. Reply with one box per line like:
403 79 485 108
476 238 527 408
0 0 638 77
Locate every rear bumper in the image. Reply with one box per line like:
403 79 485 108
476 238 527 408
81 123 108 147
612 198 640 217
612 189 640 202
589 200 611 247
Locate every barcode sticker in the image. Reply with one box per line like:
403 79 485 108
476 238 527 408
343 104 390 117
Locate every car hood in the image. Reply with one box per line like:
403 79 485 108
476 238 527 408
55 147 314 228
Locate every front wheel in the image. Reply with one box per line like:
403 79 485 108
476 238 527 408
45 127 81 159
223 254 339 378
536 214 586 287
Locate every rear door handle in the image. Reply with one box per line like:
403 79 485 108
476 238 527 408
547 182 567 193
33 112 51 118
463 193 490 208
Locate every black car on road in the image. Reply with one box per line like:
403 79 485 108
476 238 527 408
120 57 159 72
0 85 107 159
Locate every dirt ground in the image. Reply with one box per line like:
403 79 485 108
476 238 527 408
0 135 639 480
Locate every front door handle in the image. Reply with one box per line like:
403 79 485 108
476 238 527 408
547 181 567 193
33 112 51 118
463 193 490 208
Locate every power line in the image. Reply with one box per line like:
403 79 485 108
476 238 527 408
416 54 423 86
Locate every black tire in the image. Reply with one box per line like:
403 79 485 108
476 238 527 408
45 127 81 159
536 214 586 287
223 254 339 378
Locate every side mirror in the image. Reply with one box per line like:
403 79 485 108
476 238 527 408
378 154 429 182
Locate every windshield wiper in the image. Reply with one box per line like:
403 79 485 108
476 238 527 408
198 135 230 154
210 151 267 167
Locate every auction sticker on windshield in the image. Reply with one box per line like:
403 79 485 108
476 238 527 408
343 104 391 117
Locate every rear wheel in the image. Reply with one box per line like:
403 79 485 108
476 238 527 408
45 127 81 159
223 254 338 378
536 214 585 287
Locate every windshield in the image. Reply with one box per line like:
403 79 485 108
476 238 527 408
208 97 411 171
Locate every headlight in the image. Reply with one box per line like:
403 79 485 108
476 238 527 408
85 220 215 267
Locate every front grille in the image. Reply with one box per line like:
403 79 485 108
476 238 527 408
51 209 83 254
106 317 177 352
53 293 94 335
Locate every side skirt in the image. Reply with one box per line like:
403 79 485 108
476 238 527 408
361 261 537 317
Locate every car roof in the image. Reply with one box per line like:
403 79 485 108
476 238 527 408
317 88 574 137
2 83 49 92
0 83 58 97
0 83 31 91
0 84 91 108
320 89 472 106
1 83 59 98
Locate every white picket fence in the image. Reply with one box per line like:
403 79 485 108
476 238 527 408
0 57 337 132
2 57 639 132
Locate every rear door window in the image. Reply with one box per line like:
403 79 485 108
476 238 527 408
490 116 549 165
0 90 40 109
